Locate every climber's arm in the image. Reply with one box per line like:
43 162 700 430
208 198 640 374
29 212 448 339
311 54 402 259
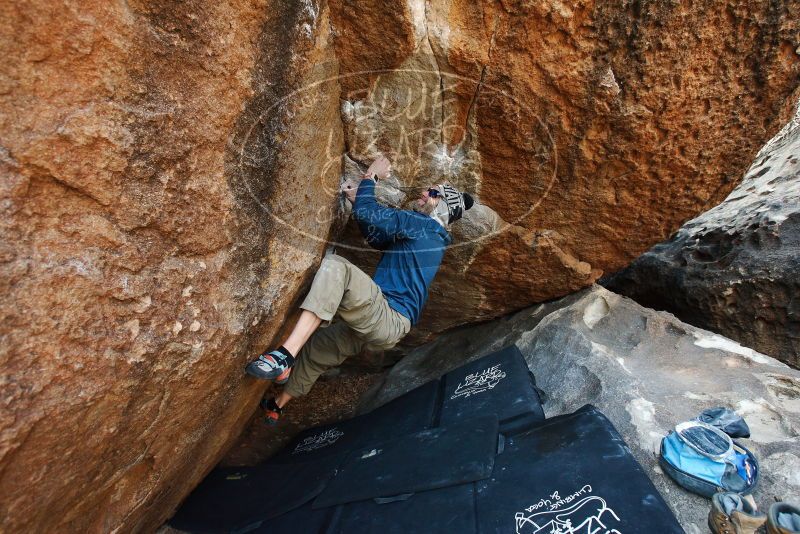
352 179 423 246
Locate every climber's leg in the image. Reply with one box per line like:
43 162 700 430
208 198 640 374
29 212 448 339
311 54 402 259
257 310 322 385
278 255 410 400
251 253 409 423
245 254 352 381
313 254 411 348
298 254 363 325
283 321 365 398
283 310 323 360
261 322 364 424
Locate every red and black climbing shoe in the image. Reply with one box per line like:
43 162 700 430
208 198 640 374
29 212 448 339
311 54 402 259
274 365 292 385
245 347 294 381
260 397 282 426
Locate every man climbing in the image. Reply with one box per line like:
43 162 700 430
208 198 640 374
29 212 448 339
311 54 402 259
244 155 474 424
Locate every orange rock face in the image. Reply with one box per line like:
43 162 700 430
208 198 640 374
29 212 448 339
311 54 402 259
1 0 342 531
331 0 800 342
1 0 798 531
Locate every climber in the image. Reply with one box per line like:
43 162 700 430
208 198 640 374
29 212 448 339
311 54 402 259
244 155 474 424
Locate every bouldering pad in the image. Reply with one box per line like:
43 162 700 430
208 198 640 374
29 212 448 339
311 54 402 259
248 501 335 534
173 354 681 533
168 454 344 532
353 377 441 447
272 379 440 464
313 416 498 509
440 345 545 434
269 417 361 464
476 405 684 534
331 483 476 534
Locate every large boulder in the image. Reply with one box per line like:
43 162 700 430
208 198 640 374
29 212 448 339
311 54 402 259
362 285 800 532
2 0 799 530
605 108 800 367
0 1 343 532
330 0 800 342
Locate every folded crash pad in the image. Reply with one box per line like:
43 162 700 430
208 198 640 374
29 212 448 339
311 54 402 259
313 415 499 509
174 350 680 533
248 501 335 534
354 377 441 447
269 416 362 464
440 345 545 434
272 378 440 464
331 483 477 534
168 453 344 533
170 380 441 532
322 407 682 534
476 405 684 534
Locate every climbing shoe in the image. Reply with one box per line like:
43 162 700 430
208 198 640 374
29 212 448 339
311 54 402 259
260 397 282 426
245 348 294 381
708 492 765 534
767 502 800 533
274 365 292 385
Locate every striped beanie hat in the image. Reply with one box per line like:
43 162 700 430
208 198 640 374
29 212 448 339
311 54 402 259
437 183 475 224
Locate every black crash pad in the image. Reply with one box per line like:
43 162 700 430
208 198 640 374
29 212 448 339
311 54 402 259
440 345 545 434
168 454 344 533
269 416 362 463
331 483 476 534
325 408 683 534
249 501 335 534
313 415 499 509
354 377 441 447
476 405 684 534
272 378 440 464
170 380 441 532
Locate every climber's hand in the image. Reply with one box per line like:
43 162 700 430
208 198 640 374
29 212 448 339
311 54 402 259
363 155 391 181
341 178 358 204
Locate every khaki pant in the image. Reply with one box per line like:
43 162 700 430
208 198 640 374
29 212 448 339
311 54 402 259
284 254 411 398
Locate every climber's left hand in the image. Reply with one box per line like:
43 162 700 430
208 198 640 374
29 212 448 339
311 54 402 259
362 155 391 181
341 177 359 204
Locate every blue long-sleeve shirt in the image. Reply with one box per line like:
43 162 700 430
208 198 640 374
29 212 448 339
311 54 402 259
352 179 451 325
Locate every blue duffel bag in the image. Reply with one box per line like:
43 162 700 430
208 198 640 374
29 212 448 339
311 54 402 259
659 420 758 498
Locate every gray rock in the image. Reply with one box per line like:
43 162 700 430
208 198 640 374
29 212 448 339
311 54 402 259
604 107 800 367
361 286 800 532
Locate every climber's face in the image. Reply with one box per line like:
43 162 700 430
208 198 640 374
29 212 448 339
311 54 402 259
416 187 441 212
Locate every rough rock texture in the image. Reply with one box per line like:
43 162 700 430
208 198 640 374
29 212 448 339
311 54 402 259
605 107 800 367
0 1 343 532
362 286 800 532
2 0 800 531
331 0 800 342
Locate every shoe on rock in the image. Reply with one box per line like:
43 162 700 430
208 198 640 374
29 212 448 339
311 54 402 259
245 349 294 381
